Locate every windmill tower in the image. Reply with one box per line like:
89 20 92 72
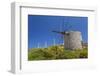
52 17 82 50
52 31 82 50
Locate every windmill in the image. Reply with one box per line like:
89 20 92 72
52 17 82 50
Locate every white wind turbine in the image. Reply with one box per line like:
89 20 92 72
45 41 47 48
53 38 56 46
37 42 40 48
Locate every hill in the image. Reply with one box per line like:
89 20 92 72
28 45 88 61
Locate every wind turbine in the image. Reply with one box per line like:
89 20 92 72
37 42 40 48
45 41 47 48
53 38 56 46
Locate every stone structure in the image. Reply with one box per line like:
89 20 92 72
64 31 82 50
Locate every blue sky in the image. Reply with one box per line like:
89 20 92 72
28 15 88 48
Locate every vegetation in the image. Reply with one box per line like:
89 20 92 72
28 45 88 61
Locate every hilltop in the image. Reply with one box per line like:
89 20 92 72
28 45 88 61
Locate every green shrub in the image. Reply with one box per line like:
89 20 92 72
79 48 88 58
28 46 88 60
28 48 46 60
